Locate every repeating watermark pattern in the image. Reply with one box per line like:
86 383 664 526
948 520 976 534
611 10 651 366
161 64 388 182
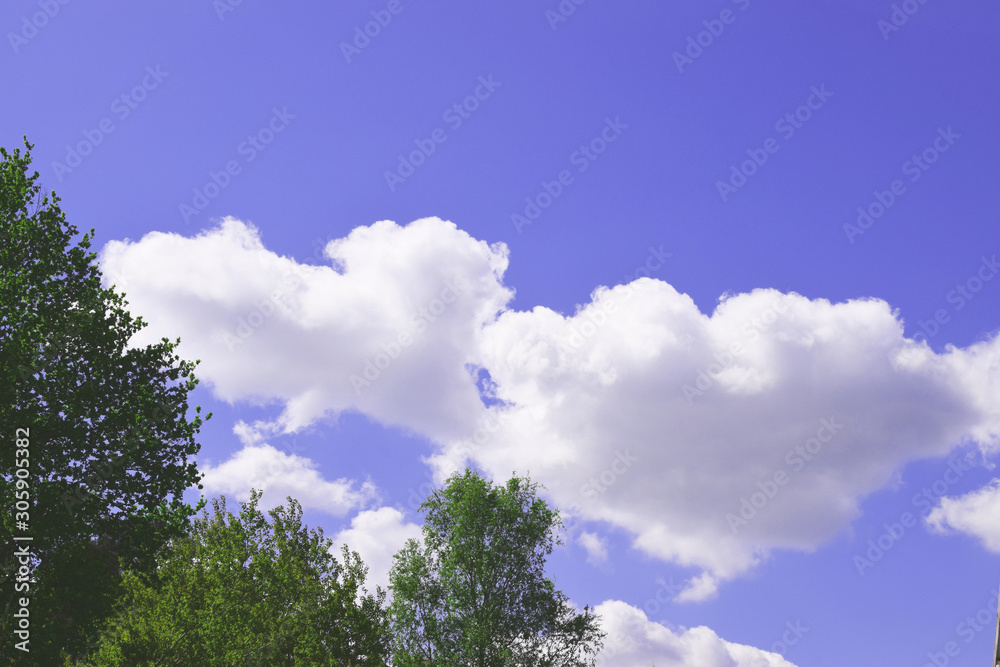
640 575 685 618
682 294 795 402
769 620 809 658
349 277 469 395
672 0 754 73
213 0 245 20
340 0 413 63
579 450 639 501
179 107 295 224
545 0 588 31
844 126 959 243
559 243 671 355
560 448 641 541
404 409 511 513
222 265 308 352
511 116 628 233
716 84 834 202
853 451 978 576
918 587 998 667
12 427 33 653
384 75 502 192
51 65 169 182
877 0 932 41
890 254 999 369
7 0 71 54
726 416 844 534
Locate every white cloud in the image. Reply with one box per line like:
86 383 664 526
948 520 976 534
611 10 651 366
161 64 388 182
579 531 609 565
594 600 797 667
100 217 1000 593
332 506 423 594
198 432 376 516
927 478 1000 551
469 281 1000 585
100 216 513 441
674 572 719 604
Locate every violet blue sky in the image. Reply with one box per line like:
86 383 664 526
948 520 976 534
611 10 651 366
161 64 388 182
4 1 1000 665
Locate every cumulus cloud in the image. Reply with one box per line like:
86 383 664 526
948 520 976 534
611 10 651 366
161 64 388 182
579 531 609 565
927 478 1000 551
100 216 1000 592
594 600 797 667
468 280 1000 585
198 424 377 515
673 572 719 604
332 506 423 594
100 216 513 441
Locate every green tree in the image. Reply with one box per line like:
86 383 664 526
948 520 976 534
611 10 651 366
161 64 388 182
75 491 390 666
388 469 605 666
0 138 210 662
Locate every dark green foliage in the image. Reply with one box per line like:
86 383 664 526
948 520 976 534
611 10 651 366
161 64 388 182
389 469 605 666
75 491 390 666
0 138 210 662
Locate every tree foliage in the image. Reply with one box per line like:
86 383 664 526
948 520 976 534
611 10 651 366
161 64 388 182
0 138 210 661
388 469 605 666
74 491 391 666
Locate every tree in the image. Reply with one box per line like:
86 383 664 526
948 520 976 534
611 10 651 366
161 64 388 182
75 491 391 666
0 138 211 661
388 469 605 666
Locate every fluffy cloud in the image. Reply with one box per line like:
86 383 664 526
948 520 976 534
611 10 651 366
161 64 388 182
332 506 423 594
579 531 610 565
467 280 1000 591
927 478 1000 551
594 600 797 666
100 217 1000 594
198 425 377 515
100 216 512 441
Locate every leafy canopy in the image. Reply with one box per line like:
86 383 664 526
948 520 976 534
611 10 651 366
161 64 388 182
388 468 605 666
75 490 391 666
1 138 210 661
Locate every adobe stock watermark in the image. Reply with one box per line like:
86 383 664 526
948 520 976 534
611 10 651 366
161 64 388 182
51 66 169 182
12 427 33 653
404 409 512 513
843 126 959 243
511 116 628 233
639 575 685 619
682 294 795 403
340 0 413 63
672 0 754 73
447 410 511 469
769 620 809 658
716 84 833 202
544 0 588 31
917 586 998 667
890 254 998 369
726 415 844 534
559 244 671 355
221 266 307 352
179 107 295 224
579 449 639 501
7 0 71 54
350 277 469 394
853 451 978 576
384 75 502 192
877 0 932 41
557 449 639 555
213 0 245 20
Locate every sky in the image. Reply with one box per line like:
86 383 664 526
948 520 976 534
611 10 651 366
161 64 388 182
3 1 1000 665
